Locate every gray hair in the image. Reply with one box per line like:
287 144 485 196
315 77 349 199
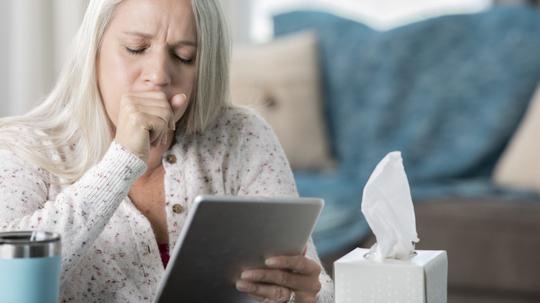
0 0 231 184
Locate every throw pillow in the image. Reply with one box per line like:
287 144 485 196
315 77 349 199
493 84 540 193
229 31 335 171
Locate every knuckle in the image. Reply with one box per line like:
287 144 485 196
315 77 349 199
258 271 268 281
165 110 173 121
314 263 322 275
159 117 168 127
270 287 280 299
313 281 322 293
281 258 291 268
294 258 305 271
274 287 288 301
154 91 167 100
249 283 259 294
278 272 289 285
132 112 145 125
283 288 292 301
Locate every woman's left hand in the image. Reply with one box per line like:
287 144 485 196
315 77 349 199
236 255 322 303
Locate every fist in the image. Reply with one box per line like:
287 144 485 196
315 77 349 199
114 91 188 161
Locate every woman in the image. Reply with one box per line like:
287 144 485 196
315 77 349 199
0 0 334 302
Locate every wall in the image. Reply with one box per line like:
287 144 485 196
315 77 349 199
0 0 88 118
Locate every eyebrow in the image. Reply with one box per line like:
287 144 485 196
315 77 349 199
122 31 197 47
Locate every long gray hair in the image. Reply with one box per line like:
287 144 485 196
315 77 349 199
0 0 231 184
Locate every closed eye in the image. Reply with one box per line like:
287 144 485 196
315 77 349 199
170 50 194 65
125 47 146 55
125 47 193 65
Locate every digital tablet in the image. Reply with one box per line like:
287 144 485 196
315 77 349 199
154 195 324 303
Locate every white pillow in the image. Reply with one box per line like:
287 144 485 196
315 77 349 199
229 31 335 171
493 84 540 193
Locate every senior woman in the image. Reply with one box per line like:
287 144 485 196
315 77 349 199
0 0 334 302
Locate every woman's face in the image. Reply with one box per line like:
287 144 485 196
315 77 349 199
97 0 197 129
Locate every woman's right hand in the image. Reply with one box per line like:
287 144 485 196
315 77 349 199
114 91 188 161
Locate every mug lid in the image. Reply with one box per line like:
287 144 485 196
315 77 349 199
0 231 61 259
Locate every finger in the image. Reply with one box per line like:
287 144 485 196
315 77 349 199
135 105 168 147
135 113 168 144
236 280 291 302
265 256 321 276
151 132 163 147
139 114 168 147
126 94 175 130
132 104 173 130
126 90 169 101
160 130 168 146
246 294 268 302
294 291 318 303
153 128 168 147
130 101 171 114
241 269 316 292
125 93 185 130
170 93 189 129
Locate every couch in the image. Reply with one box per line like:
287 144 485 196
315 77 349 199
231 5 540 302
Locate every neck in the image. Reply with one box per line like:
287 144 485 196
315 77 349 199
135 164 164 186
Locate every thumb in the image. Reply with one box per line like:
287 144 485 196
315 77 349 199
170 93 188 130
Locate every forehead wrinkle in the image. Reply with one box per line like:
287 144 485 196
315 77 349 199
113 0 196 47
122 31 197 48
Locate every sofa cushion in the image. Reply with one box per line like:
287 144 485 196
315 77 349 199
229 31 335 171
360 199 540 294
494 84 540 194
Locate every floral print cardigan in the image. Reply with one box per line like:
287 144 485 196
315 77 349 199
0 108 334 302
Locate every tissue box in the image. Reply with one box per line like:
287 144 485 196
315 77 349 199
334 248 448 303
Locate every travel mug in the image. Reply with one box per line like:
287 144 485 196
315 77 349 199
0 231 62 303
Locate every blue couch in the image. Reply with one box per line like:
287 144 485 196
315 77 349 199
274 6 540 256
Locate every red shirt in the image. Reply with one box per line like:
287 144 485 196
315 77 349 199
158 243 170 268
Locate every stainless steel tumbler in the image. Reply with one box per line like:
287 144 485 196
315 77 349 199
0 231 62 303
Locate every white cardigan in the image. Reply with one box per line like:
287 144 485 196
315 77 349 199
0 108 334 303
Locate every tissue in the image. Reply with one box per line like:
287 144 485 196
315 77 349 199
361 151 419 261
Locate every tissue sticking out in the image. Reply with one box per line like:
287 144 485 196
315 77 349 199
361 151 419 262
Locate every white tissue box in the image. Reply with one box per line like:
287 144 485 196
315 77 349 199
334 248 448 303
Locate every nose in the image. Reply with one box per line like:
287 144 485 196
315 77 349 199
143 50 171 90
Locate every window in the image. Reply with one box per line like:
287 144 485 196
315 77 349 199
243 0 492 43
